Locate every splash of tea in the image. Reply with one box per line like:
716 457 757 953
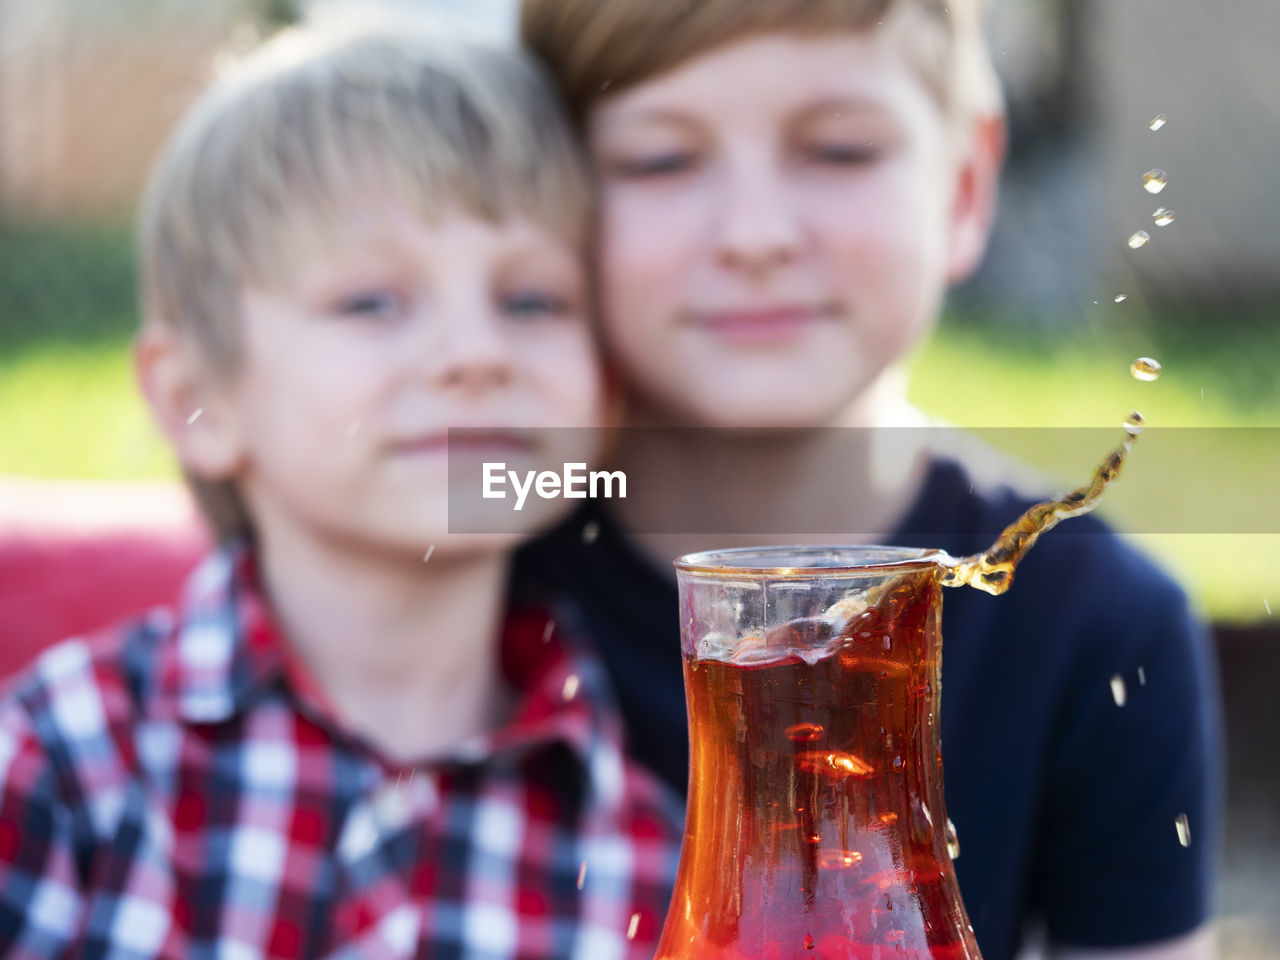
938 413 1145 596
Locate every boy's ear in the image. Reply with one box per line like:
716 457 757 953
134 323 245 482
945 111 1007 285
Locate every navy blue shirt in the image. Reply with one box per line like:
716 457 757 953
512 456 1223 958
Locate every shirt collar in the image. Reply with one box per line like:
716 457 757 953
154 542 634 807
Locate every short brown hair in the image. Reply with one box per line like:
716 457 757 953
520 0 999 124
138 17 590 541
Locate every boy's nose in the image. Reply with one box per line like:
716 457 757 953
428 308 514 393
713 158 802 276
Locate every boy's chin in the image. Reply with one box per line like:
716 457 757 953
669 387 855 432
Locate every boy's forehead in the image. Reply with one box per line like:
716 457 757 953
250 191 579 290
594 23 943 129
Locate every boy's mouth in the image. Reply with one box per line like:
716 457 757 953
392 430 538 458
687 303 840 345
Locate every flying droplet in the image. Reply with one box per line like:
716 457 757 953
185 408 204 426
577 860 588 889
562 674 580 701
1110 674 1128 706
1149 113 1167 131
892 755 904 772
786 721 825 743
1266 599 1272 616
422 545 436 563
1142 169 1168 194
1131 357 1162 381
581 521 600 544
1138 665 1147 686
945 818 961 859
626 912 641 940
1114 294 1128 303
542 620 555 643
1128 230 1151 249
1175 813 1191 847
1153 207 1175 227
1124 411 1146 436
882 636 892 651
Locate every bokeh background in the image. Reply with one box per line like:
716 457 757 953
1 0 1276 954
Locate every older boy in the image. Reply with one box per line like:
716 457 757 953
0 21 678 958
515 1 1222 958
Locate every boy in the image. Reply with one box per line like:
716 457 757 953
514 1 1222 958
0 20 679 958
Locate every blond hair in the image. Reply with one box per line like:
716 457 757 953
138 18 590 541
520 0 1000 124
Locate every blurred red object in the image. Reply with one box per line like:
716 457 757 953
0 479 207 682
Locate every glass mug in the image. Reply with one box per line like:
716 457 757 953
656 546 981 959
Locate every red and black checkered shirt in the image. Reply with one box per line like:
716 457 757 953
0 544 682 958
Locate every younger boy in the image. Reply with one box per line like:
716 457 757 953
0 20 679 958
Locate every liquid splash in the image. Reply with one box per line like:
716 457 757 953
1128 230 1151 249
1142 169 1168 194
1131 357 1162 381
939 418 1142 596
1175 813 1191 847
1149 114 1168 131
1110 675 1128 707
1153 207 1175 227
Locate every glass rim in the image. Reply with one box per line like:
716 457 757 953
674 544 949 579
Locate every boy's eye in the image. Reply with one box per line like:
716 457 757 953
333 291 406 319
610 152 698 178
803 142 882 166
501 291 573 318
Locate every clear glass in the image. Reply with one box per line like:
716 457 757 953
657 546 982 959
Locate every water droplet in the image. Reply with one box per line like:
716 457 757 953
576 860 588 889
1149 113 1167 131
1114 294 1128 303
1110 674 1128 706
1131 357 1162 382
882 636 892 651
562 674 580 701
804 933 815 950
422 545 436 563
1138 665 1147 686
581 521 600 544
1266 599 1272 616
786 721 825 743
627 912 641 940
542 620 555 643
945 818 961 859
892 755 904 772
1142 169 1168 194
1175 812 1191 847
185 408 204 426
1128 230 1151 249
1124 411 1146 436
1153 207 1175 227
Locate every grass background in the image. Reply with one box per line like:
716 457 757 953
2 224 1276 624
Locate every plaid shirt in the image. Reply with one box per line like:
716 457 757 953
0 544 682 959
